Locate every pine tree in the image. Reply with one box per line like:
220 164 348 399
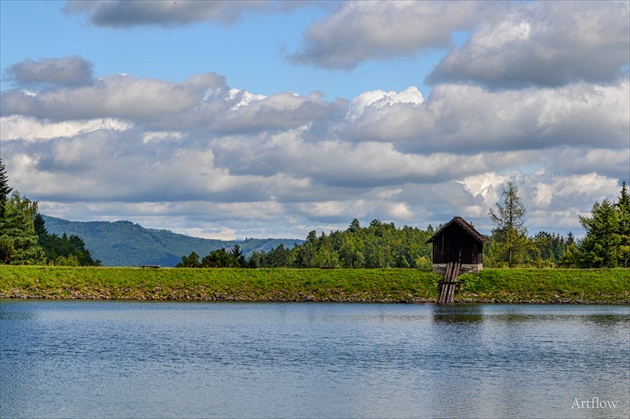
488 181 532 267
578 199 621 268
616 182 630 268
0 158 13 221
0 192 46 265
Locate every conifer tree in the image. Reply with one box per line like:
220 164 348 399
488 181 531 267
0 158 12 221
577 182 630 268
616 182 630 267
578 199 621 268
0 192 46 265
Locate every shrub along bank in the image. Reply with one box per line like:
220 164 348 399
0 266 628 303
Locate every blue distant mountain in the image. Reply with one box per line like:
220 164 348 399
41 215 302 267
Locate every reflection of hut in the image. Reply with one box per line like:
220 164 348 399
425 216 489 275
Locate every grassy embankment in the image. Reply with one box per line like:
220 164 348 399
0 266 628 303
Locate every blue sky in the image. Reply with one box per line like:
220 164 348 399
1 1 436 100
1 1 629 240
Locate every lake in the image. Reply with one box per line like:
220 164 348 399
1 301 628 418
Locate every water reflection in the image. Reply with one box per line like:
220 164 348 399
430 304 484 323
1 301 628 419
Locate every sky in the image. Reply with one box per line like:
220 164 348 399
1 0 629 241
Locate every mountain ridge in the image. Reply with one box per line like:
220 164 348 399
41 215 302 267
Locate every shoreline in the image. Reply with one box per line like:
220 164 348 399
1 294 628 304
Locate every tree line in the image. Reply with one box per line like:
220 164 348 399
178 220 434 269
0 158 100 266
178 181 630 270
487 181 629 269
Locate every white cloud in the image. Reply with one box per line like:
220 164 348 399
142 131 185 144
427 1 630 87
2 55 627 239
1 72 228 121
0 115 132 141
290 1 487 69
347 86 424 120
385 202 414 220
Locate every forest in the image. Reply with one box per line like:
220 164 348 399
1 157 628 269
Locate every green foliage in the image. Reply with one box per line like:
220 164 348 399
487 181 533 267
235 219 433 269
578 199 621 268
0 158 12 220
178 245 247 268
617 182 630 268
0 162 44 265
35 215 101 266
529 231 568 267
177 252 202 268
0 192 46 265
574 183 630 268
561 241 580 268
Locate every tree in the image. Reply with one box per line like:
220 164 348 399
0 158 12 220
202 248 240 268
230 244 246 267
347 219 361 233
578 199 621 268
488 181 532 267
531 231 567 267
265 244 292 267
617 182 630 268
294 231 318 267
177 251 201 268
0 192 46 265
33 214 101 266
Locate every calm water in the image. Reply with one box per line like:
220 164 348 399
1 301 628 419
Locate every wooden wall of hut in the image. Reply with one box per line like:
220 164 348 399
431 222 484 265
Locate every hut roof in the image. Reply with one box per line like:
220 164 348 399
425 216 490 244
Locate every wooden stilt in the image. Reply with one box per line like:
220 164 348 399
438 262 460 303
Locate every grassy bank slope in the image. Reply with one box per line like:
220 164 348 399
0 266 439 303
1 266 628 303
459 269 629 304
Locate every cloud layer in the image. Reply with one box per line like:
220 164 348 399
2 1 628 239
4 56 95 88
63 0 276 27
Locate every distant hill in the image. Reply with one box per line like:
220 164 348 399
41 215 302 267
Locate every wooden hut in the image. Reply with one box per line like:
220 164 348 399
425 216 490 275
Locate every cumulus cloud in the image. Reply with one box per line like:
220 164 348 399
289 1 629 91
4 56 94 88
426 1 630 88
63 0 277 27
0 115 132 142
2 54 627 238
343 81 629 155
1 72 228 122
289 1 487 69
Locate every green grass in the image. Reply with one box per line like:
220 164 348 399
459 268 630 303
0 266 440 302
1 266 628 303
